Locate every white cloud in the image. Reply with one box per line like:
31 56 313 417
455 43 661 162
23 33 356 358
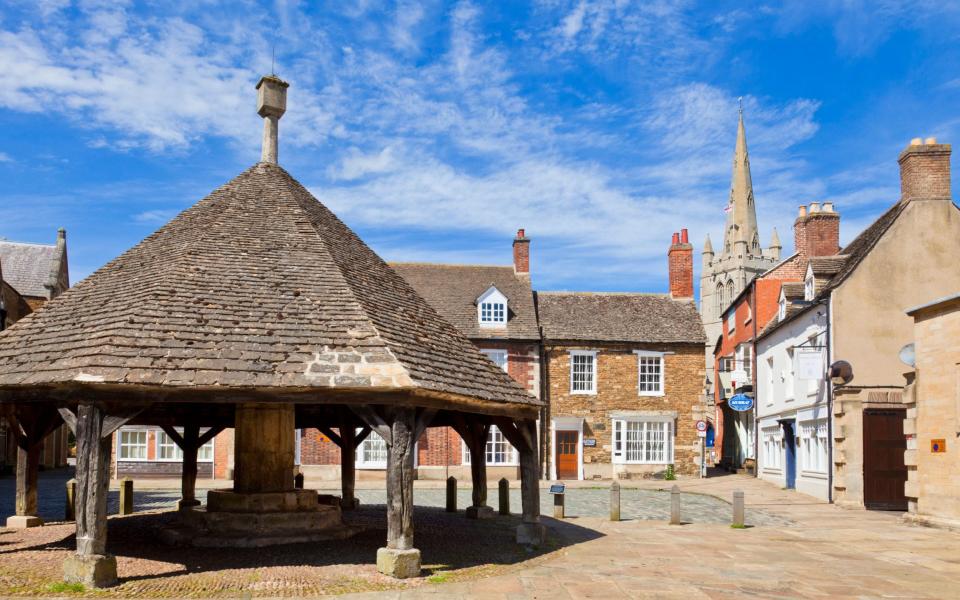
133 209 178 224
0 152 11 163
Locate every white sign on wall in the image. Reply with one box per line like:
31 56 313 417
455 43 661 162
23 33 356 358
796 350 824 381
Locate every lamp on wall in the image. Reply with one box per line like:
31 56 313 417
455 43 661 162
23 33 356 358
829 360 854 386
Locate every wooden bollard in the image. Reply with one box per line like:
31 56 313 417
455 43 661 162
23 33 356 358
65 478 77 521
733 490 745 527
669 484 681 525
294 472 305 489
446 476 457 512
553 492 565 519
119 478 134 516
498 478 510 515
610 480 620 521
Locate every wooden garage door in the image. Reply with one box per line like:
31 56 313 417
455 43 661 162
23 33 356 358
556 431 578 479
862 409 907 510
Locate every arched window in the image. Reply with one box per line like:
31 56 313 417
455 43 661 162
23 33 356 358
726 279 735 301
715 282 725 316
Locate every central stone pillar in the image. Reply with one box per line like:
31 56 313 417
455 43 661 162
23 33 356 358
234 403 295 493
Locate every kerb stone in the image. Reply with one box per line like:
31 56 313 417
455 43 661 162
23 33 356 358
376 547 421 579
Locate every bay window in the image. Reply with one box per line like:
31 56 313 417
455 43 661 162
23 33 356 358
612 417 674 464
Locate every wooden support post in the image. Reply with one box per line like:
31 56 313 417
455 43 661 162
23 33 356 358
119 479 134 515
514 419 544 546
341 422 367 510
446 476 457 512
180 426 201 510
12 444 42 527
65 479 77 521
670 485 681 525
374 407 420 579
498 478 510 515
466 425 493 519
610 480 620 522
553 491 565 519
63 403 118 588
732 490 745 528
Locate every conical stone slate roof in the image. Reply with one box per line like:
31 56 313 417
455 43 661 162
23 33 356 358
0 162 538 411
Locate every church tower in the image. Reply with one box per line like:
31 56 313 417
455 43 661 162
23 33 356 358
699 108 780 381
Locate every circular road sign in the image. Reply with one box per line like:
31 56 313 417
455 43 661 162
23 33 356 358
696 420 707 432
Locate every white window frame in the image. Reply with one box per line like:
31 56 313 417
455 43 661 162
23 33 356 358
804 275 815 301
481 349 509 372
635 350 665 396
736 343 752 382
761 426 782 471
569 350 597 395
356 431 388 469
118 428 149 461
477 286 508 328
462 425 519 466
799 419 828 474
155 429 215 463
727 310 736 334
611 416 674 465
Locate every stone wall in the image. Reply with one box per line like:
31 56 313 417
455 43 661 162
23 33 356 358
546 342 705 478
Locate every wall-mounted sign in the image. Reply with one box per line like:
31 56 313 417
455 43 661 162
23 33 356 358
697 430 707 438
931 439 946 453
728 393 754 412
583 438 597 447
549 483 566 494
730 369 748 385
696 420 707 432
796 350 824 380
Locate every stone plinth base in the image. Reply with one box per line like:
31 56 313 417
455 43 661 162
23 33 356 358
465 505 495 520
6 515 43 529
376 547 421 579
160 489 359 548
516 522 546 546
63 554 117 588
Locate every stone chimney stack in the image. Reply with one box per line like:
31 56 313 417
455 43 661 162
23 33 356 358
668 228 694 299
257 75 289 164
794 202 840 261
898 137 952 203
512 229 530 276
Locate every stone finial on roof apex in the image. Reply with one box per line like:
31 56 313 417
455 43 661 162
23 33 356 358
257 75 289 165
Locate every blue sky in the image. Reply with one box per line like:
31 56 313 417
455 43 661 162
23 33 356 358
1 1 958 295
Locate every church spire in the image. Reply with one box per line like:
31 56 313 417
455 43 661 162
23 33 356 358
721 105 760 256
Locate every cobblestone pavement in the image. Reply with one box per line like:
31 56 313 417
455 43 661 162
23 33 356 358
0 471 789 527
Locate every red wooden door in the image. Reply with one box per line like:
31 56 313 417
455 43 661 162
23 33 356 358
556 431 578 479
863 409 907 510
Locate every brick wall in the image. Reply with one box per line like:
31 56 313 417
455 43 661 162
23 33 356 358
668 230 694 299
547 342 705 478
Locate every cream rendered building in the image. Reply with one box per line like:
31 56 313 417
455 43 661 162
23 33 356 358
700 110 781 388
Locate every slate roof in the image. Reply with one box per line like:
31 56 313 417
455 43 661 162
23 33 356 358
807 255 848 277
0 163 537 410
0 240 59 298
389 264 539 341
537 292 705 344
780 282 805 301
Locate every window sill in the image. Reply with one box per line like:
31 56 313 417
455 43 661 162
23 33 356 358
356 464 387 470
570 390 597 396
612 461 674 466
639 392 665 397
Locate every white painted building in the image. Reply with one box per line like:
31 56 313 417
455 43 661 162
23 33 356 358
755 287 831 501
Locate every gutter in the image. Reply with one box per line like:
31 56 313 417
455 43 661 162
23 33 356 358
826 295 834 504
751 284 759 477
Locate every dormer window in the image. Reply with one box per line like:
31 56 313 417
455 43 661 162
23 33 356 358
477 286 508 328
804 266 816 301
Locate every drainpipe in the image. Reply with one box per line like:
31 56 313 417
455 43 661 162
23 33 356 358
825 296 834 504
751 284 759 477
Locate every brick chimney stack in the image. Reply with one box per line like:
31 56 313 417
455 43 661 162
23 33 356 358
794 202 840 260
898 137 952 203
668 228 694 299
513 228 530 276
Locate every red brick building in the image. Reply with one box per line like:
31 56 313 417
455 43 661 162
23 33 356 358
298 230 542 481
712 203 841 470
0 230 71 474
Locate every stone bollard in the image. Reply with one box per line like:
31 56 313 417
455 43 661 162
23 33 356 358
553 492 565 519
446 476 457 512
669 484 681 525
119 478 134 516
294 472 304 489
610 480 620 521
733 490 745 527
65 479 77 521
498 478 510 515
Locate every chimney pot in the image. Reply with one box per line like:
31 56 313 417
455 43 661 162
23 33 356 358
672 232 680 245
925 137 937 145
516 228 525 239
911 137 923 146
681 228 689 244
798 205 807 219
809 202 820 213
823 202 834 213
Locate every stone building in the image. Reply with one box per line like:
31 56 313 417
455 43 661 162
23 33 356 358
0 229 71 475
711 202 842 472
700 110 781 386
903 293 960 529
298 230 542 481
756 137 960 508
538 232 706 479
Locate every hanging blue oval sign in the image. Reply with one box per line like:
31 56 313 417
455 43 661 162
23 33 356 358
728 393 754 412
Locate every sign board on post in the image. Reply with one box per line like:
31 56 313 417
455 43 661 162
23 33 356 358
549 483 566 495
796 349 824 380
